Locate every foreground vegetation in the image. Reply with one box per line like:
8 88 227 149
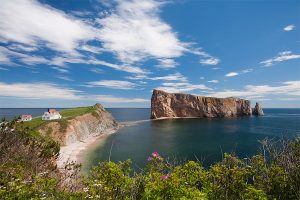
0 120 299 199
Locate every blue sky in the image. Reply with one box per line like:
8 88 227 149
0 0 299 108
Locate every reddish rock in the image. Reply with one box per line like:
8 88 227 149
150 90 252 119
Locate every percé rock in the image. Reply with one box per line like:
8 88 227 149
151 90 252 119
253 102 264 116
39 103 118 146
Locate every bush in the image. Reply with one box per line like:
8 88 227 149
1 121 299 199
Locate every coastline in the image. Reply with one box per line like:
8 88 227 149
56 119 151 171
56 128 118 170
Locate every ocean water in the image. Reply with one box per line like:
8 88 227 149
85 108 300 170
1 108 300 170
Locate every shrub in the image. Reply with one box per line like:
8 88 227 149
1 121 299 199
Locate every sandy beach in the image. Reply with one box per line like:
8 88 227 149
56 120 150 170
56 128 118 170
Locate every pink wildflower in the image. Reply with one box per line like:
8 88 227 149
160 174 169 181
152 151 159 157
147 157 153 161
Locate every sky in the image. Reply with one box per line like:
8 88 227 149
0 0 299 108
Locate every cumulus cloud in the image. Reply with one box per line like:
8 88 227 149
260 51 300 67
0 0 219 76
283 24 295 31
0 0 94 53
95 0 187 64
225 72 239 77
86 80 141 90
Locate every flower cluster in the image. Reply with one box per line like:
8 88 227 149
147 151 163 161
160 173 169 181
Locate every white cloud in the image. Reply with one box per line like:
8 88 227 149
8 44 38 52
241 68 253 74
208 80 219 83
89 68 104 74
149 72 187 81
94 95 148 103
156 58 178 69
200 77 205 80
0 0 94 53
0 82 82 100
260 51 300 67
127 72 187 82
283 24 295 31
20 56 49 65
51 66 69 73
207 81 300 99
0 0 219 75
86 80 140 90
0 67 9 71
157 82 211 93
48 55 148 74
225 72 239 77
80 44 105 53
200 57 220 65
57 76 73 81
95 0 188 64
0 82 149 103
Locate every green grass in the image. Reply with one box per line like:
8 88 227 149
18 106 97 131
59 106 96 118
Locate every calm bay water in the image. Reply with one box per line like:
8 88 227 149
86 108 300 170
1 108 300 170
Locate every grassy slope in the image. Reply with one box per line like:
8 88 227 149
17 106 96 131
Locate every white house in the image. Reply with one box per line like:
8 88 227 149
21 115 32 121
42 109 62 120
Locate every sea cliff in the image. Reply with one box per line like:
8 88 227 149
151 90 252 119
39 103 118 146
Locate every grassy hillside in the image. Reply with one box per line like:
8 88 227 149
17 106 97 131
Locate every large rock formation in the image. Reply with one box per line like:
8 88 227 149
253 102 264 116
39 103 118 146
151 90 252 119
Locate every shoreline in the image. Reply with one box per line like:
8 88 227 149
56 119 151 170
56 128 118 170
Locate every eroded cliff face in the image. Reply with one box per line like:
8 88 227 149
39 103 118 146
151 90 252 119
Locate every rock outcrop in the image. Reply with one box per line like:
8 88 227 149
253 102 264 116
39 103 118 146
151 90 252 119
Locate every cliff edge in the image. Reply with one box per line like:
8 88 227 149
38 103 118 146
151 90 252 119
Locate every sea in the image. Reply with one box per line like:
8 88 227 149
1 108 300 170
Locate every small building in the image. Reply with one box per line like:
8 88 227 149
21 115 32 121
42 109 62 120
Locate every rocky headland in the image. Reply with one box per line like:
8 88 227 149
151 89 254 119
38 103 119 168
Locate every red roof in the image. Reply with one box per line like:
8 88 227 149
48 108 57 114
21 115 32 118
